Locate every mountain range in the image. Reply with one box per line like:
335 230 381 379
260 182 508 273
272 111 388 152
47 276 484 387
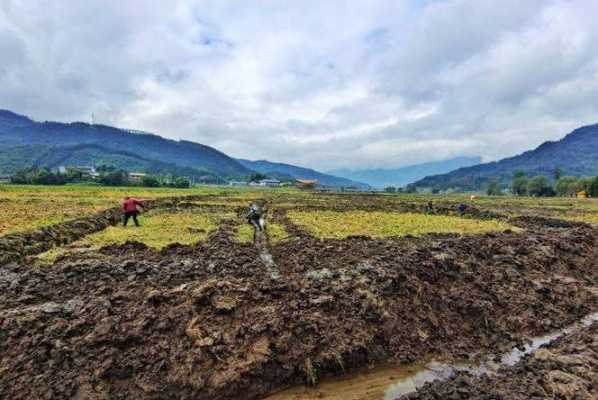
0 110 365 187
3 109 596 191
329 156 481 188
237 159 369 188
0 110 249 178
410 123 598 191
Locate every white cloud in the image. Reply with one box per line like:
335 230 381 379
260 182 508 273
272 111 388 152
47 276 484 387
1 0 597 170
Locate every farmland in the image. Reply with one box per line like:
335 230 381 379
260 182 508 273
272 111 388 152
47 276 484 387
1 184 597 400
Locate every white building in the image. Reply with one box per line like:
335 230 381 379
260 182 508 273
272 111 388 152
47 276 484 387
128 172 147 183
258 179 281 187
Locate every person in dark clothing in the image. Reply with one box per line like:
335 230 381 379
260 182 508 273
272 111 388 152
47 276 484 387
425 200 434 214
122 197 144 226
458 203 467 217
246 202 264 231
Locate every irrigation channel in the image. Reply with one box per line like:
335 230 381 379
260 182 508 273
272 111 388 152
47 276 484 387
264 312 598 400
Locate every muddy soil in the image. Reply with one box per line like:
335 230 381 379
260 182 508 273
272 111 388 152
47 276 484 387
401 322 598 400
0 207 597 399
0 196 235 266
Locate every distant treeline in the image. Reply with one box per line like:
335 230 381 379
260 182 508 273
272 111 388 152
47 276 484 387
504 169 598 197
7 166 190 188
386 168 598 197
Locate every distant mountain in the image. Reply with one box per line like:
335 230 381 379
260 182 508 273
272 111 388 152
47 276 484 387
411 123 598 191
329 156 481 188
236 159 370 188
0 144 207 178
0 110 250 177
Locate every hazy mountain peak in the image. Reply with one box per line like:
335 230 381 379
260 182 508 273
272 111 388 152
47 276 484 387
329 157 482 188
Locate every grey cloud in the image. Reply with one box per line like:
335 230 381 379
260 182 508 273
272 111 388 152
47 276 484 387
1 0 597 170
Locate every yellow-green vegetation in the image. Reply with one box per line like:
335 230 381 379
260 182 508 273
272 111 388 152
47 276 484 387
565 213 598 225
268 223 289 243
0 184 265 235
2 183 598 237
235 222 289 243
287 211 517 239
235 224 255 243
37 210 229 264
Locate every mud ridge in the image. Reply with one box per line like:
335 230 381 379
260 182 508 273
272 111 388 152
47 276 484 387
0 196 236 266
0 219 597 399
401 321 598 400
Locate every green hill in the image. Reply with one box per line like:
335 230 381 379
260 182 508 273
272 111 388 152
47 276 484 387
0 110 250 178
0 144 208 178
411 123 598 191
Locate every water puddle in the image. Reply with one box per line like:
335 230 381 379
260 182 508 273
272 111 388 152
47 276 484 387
255 228 282 280
264 312 598 400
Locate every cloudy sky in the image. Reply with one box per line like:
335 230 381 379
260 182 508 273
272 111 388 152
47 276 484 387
1 0 597 170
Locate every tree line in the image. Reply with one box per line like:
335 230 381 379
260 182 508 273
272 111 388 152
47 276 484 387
8 166 190 188
489 168 598 197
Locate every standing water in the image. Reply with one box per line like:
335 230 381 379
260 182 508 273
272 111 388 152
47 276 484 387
264 312 598 400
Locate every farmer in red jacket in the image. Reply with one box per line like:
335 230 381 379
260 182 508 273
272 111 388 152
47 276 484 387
122 197 144 227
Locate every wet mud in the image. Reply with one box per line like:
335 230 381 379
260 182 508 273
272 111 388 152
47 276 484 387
0 196 234 266
265 313 598 400
0 201 597 399
401 321 598 400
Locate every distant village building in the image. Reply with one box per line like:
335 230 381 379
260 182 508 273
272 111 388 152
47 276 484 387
197 175 217 184
317 186 334 193
58 165 100 178
295 179 318 189
341 186 361 193
0 175 11 184
258 179 281 187
128 172 147 183
228 181 248 187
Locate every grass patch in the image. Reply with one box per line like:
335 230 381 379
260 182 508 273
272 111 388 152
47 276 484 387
0 184 279 235
236 224 254 243
287 211 517 239
37 210 229 264
563 213 598 225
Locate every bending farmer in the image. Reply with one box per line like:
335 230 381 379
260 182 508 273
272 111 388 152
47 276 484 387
246 202 265 231
122 196 144 226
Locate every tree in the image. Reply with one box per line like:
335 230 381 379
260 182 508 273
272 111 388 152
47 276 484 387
511 176 528 196
589 176 598 197
11 169 30 184
555 176 578 197
11 167 66 185
173 177 190 188
513 170 526 179
486 179 502 196
248 173 267 183
141 175 160 187
575 177 593 194
99 170 127 186
32 169 63 185
404 185 417 193
384 186 396 193
527 175 555 197
64 167 84 182
553 167 563 181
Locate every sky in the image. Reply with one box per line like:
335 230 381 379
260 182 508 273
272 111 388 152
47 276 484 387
1 0 598 171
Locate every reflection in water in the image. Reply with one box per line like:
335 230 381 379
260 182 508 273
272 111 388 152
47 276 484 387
264 312 598 400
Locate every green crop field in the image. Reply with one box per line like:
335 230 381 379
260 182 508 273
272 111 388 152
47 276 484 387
1 184 597 241
287 210 517 239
